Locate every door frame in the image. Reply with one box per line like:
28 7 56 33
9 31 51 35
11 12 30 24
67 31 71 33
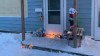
43 0 67 33
92 0 100 40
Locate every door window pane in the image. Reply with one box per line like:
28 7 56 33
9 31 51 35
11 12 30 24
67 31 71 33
48 11 60 24
48 0 60 24
48 0 60 10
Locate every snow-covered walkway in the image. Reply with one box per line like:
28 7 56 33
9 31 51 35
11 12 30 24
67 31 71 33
0 33 78 56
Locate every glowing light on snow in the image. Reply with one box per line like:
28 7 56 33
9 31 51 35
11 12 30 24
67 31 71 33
45 32 61 39
21 45 25 48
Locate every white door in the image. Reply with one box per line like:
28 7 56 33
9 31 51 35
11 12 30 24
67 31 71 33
44 0 66 35
94 0 100 40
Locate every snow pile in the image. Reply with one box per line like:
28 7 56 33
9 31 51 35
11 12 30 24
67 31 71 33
0 33 18 45
76 36 100 56
81 36 95 49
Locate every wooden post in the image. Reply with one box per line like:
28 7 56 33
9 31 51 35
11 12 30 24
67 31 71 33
21 0 25 41
73 0 78 48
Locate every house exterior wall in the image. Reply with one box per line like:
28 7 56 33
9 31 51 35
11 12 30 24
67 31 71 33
26 0 43 32
0 17 21 32
0 0 23 32
0 0 92 35
0 0 43 32
67 0 91 35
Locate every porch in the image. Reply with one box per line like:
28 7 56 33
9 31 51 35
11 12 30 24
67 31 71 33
20 34 94 56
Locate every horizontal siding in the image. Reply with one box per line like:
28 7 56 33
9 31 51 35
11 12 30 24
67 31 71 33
0 0 92 35
0 0 43 32
27 0 43 32
0 17 21 32
67 0 91 35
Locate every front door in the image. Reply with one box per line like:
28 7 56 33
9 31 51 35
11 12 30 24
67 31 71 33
44 0 66 35
94 0 100 40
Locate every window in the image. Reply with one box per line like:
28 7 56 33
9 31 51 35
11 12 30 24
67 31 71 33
0 0 27 16
48 0 60 24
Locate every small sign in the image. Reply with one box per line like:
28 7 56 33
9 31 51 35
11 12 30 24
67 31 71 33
35 8 42 12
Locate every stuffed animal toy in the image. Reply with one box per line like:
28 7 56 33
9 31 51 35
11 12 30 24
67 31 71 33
68 7 77 28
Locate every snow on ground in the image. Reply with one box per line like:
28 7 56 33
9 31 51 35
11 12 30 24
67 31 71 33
1 32 100 56
0 33 77 56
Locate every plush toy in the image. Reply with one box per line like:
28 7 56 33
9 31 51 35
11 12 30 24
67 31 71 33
68 7 77 28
